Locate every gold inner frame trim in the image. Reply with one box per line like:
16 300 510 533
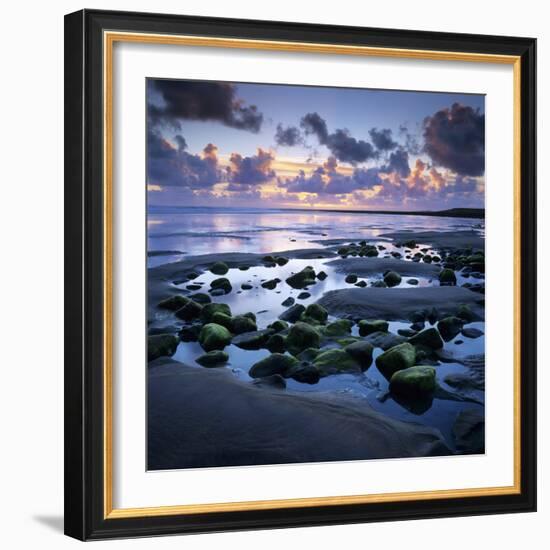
103 30 522 520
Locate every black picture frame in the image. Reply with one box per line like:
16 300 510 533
64 8 537 541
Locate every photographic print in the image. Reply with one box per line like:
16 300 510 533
146 79 486 470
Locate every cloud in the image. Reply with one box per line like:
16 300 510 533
274 124 303 146
228 148 276 185
369 128 398 151
300 112 329 143
423 102 485 176
147 129 222 189
383 148 411 177
148 79 263 132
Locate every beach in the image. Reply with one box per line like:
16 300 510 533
147 207 486 470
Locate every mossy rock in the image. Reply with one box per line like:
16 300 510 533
179 323 202 342
210 311 234 331
437 316 464 341
337 337 360 347
300 303 328 325
232 329 274 350
389 366 436 398
188 292 211 304
210 261 229 275
403 240 417 249
439 268 457 286
317 271 328 280
210 277 232 294
196 350 229 367
456 304 475 322
281 296 295 307
286 322 321 355
275 256 289 266
262 255 276 263
157 295 190 311
285 362 321 384
423 255 433 263
358 319 389 337
409 328 444 350
279 303 305 323
297 347 321 362
371 280 388 288
344 341 374 370
324 319 353 337
231 315 257 334
261 279 279 290
384 271 402 287
286 266 317 289
375 342 416 380
345 274 358 284
249 353 298 378
268 319 288 332
265 333 286 353
148 334 179 361
313 348 362 376
201 302 232 323
174 300 203 321
198 323 232 352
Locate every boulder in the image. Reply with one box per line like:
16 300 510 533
437 316 464 341
297 347 321 362
301 303 328 324
286 322 321 355
261 279 279 290
345 274 358 284
157 295 190 311
198 323 232 352
313 348 362 376
265 333 286 353
439 268 457 286
285 362 321 384
344 341 374 370
201 302 232 323
375 342 416 380
196 350 229 367
384 271 402 287
358 319 389 336
210 311 234 331
285 266 317 289
324 319 353 337
456 304 475 322
231 315 258 334
188 292 211 304
371 280 388 288
210 261 229 275
281 297 295 307
363 331 407 350
389 366 436 398
148 334 179 362
210 277 232 295
409 328 444 350
174 300 203 321
275 256 289 266
297 291 311 299
241 283 253 290
316 271 328 281
279 303 306 323
249 353 299 378
232 329 274 350
178 323 201 342
461 327 484 339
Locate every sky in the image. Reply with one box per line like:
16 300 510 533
147 78 485 211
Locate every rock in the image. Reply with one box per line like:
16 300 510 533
148 334 179 361
410 321 425 332
261 279 279 290
268 320 288 332
345 274 358 284
286 266 317 289
252 374 287 389
188 292 211 304
297 291 311 299
211 311 234 331
196 350 229 367
375 342 416 380
355 280 367 288
403 239 416 249
297 347 321 362
453 409 485 454
249 353 299 378
409 310 427 323
363 331 407 350
243 312 256 322
317 271 328 281
231 315 258 334
337 337 360 347
324 319 353 337
265 333 286 353
279 303 306 323
232 329 274 350
456 304 476 322
275 256 289 266
439 268 457 286
461 327 484 339
371 280 388 288
186 271 199 280
179 323 202 342
455 340 464 345
210 277 232 295
174 300 203 321
409 328 444 350
301 303 328 324
389 366 436 398
427 307 439 325
365 248 379 257
437 316 464 341
406 278 419 286
198 323 232 352
209 261 229 275
384 271 402 287
313 349 361 376
398 329 417 337
358 319 389 336
186 284 202 291
201 303 232 323
285 362 321 384
241 283 253 290
238 265 250 271
286 322 321 355
281 297 295 307
344 341 374 370
423 255 433 263
157 295 190 311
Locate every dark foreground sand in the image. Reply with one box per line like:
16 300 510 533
380 230 484 250
148 360 450 470
318 286 485 321
327 257 440 277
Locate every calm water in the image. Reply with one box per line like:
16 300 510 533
148 206 485 449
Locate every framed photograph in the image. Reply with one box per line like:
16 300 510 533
64 9 536 540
